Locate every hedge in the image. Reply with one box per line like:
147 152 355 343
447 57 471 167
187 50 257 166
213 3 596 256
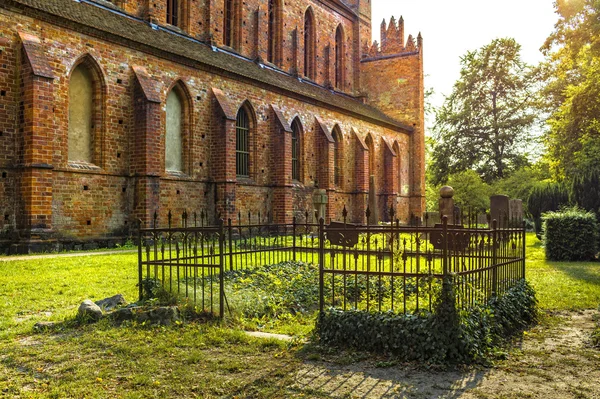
527 183 570 239
543 207 599 261
316 279 537 364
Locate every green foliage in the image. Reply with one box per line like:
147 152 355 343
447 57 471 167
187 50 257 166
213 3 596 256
491 165 553 212
542 0 600 178
317 279 537 364
487 279 538 337
445 170 493 211
431 38 540 184
139 277 180 306
226 261 319 320
527 182 571 238
543 207 599 261
571 170 600 218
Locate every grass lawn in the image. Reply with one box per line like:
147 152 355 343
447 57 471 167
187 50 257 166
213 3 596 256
525 234 600 310
0 233 599 398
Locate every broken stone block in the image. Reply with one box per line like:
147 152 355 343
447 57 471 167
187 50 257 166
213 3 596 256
95 294 127 311
78 299 103 322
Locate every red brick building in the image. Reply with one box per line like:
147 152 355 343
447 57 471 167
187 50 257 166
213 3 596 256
0 0 425 252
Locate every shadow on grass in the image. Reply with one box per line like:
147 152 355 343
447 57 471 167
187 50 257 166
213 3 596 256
242 340 495 399
548 261 600 286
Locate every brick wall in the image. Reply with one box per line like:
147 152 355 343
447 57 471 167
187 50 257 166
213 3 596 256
106 0 360 94
0 0 425 249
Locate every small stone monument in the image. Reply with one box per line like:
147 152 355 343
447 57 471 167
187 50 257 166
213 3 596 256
490 195 510 228
368 175 379 225
313 189 328 222
509 199 524 227
439 186 455 224
425 211 441 225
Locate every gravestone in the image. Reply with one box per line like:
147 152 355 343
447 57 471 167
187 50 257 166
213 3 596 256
313 189 328 222
509 199 524 227
425 211 441 226
478 213 489 226
490 195 510 228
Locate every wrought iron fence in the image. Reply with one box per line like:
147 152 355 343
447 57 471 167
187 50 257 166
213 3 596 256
319 214 526 314
138 208 526 318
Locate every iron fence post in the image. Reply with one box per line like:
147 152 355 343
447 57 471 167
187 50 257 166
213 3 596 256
442 216 448 276
292 216 297 261
492 219 498 297
228 218 233 271
138 219 143 301
319 217 325 314
522 220 526 279
219 219 225 319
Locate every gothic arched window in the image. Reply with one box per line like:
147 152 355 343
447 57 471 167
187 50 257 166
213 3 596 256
335 25 345 89
304 8 316 80
236 107 250 177
68 58 103 164
291 118 302 181
166 0 179 26
332 126 343 187
165 88 184 172
224 0 235 47
267 0 282 65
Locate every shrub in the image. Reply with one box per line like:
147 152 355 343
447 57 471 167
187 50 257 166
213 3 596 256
226 261 320 320
527 182 570 239
543 207 599 261
316 279 537 364
571 171 600 220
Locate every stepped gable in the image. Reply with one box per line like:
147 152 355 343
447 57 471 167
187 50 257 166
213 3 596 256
365 15 422 59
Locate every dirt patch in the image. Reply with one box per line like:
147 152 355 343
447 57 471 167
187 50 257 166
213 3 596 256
16 337 42 347
294 310 600 398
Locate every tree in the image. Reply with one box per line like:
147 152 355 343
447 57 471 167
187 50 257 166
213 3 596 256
527 182 571 238
542 0 600 178
431 38 539 184
571 170 600 219
491 163 553 212
445 170 492 212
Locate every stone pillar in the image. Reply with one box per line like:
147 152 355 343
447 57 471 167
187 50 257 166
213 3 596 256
382 139 397 222
353 130 369 224
439 186 455 225
271 106 293 224
368 175 379 225
18 33 56 237
132 66 163 227
212 88 239 223
215 118 237 223
490 195 510 228
313 189 328 222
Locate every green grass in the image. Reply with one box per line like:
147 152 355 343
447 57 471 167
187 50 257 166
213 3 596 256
0 253 139 339
0 233 599 397
0 321 312 398
525 234 600 310
0 254 323 398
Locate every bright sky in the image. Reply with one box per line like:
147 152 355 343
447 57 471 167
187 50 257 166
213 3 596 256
371 0 558 112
